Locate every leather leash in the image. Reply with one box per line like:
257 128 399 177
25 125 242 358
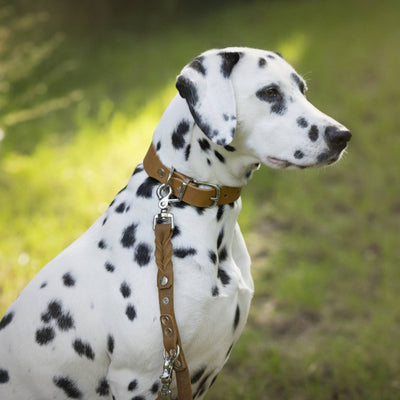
144 143 241 400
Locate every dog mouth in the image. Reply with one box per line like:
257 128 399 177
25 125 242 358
266 155 338 169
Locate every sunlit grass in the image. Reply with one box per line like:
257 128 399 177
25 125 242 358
0 82 175 311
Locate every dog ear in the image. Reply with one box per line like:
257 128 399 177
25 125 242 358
176 50 242 146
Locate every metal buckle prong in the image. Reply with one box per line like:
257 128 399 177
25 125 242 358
177 178 192 201
192 180 221 207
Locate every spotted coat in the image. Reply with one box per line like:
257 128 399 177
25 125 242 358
0 47 350 400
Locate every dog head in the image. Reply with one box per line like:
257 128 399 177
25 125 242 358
176 47 351 169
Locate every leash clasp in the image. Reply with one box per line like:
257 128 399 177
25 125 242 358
158 346 180 400
154 183 175 230
153 211 174 230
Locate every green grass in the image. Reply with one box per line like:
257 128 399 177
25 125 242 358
1 0 400 399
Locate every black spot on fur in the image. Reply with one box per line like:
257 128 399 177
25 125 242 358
191 367 206 384
198 138 211 152
271 101 287 115
272 51 284 59
290 72 306 94
53 376 82 399
317 152 329 162
216 205 224 222
258 57 267 67
218 267 231 286
96 378 110 396
185 144 191 161
105 261 115 273
174 248 197 258
40 281 47 289
219 51 242 78
216 137 227 146
73 338 95 360
136 177 158 198
217 229 224 249
156 141 161 151
212 286 219 297
218 246 228 262
207 158 211 166
131 396 145 400
128 379 138 391
43 303 61 324
62 272 75 287
115 202 126 213
107 335 115 354
132 165 144 176
150 381 160 394
224 144 236 152
214 150 225 163
233 305 240 330
134 243 151 266
41 300 74 331
297 116 309 128
121 223 138 248
0 311 14 331
308 125 319 142
195 118 212 140
189 56 206 75
209 250 217 264
120 281 131 298
36 326 56 345
176 76 199 106
57 312 74 331
195 207 205 216
98 240 107 249
0 369 9 384
223 113 229 121
294 150 304 159
102 217 108 226
173 200 187 209
126 304 137 321
172 225 181 238
172 120 190 149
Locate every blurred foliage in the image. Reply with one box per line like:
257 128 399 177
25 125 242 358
1 0 400 399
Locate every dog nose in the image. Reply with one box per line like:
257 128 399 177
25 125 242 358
325 126 352 151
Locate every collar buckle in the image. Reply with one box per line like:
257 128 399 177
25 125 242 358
192 180 221 207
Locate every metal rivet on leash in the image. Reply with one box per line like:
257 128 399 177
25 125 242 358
157 168 166 177
162 297 169 305
164 328 173 337
161 316 170 325
160 276 168 286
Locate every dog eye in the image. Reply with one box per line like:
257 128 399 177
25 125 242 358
263 87 279 97
256 86 281 102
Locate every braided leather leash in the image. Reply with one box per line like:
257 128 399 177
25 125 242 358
144 143 241 400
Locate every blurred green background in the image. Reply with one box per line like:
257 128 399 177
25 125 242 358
1 0 399 398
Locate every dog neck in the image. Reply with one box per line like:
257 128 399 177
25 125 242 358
151 95 260 188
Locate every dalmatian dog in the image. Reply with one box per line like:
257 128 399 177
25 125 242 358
0 47 351 400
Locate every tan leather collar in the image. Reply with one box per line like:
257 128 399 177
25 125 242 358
143 143 242 208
